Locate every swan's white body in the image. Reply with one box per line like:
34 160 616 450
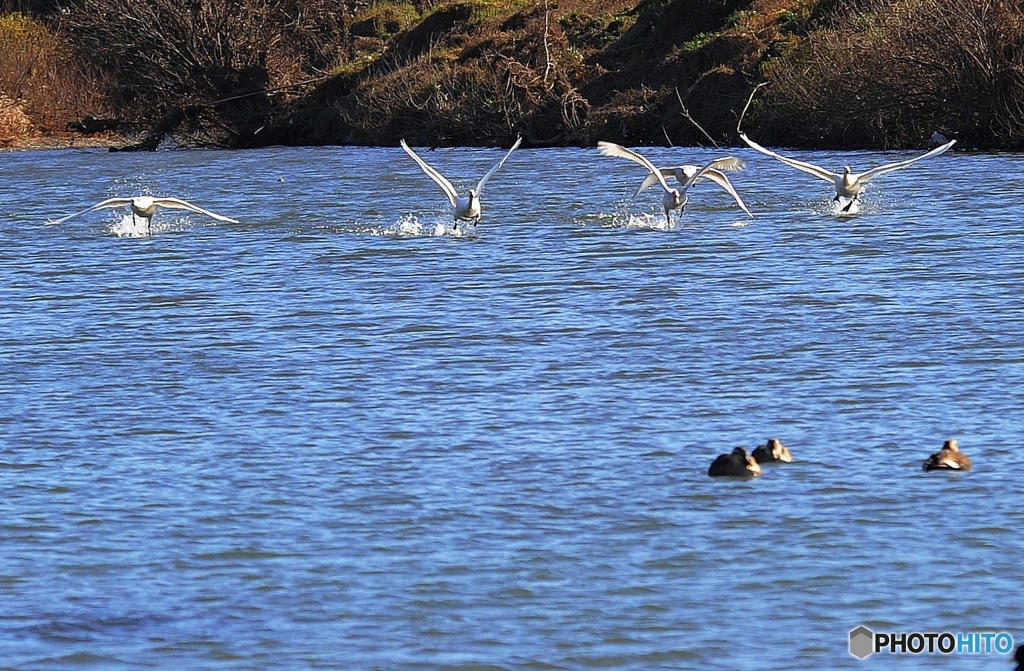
740 133 956 213
400 136 522 228
598 141 751 225
47 196 239 234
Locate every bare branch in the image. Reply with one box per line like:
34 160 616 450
675 87 716 147
542 0 552 89
661 125 673 147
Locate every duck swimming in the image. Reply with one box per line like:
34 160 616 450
922 439 972 471
708 447 762 477
752 438 793 464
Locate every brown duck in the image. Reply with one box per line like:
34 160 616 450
922 439 972 471
752 438 793 464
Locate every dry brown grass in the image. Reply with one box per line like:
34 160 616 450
314 1 615 146
59 0 374 146
0 13 110 145
0 94 32 144
752 0 1024 147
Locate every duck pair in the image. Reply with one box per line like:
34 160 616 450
707 438 972 478
708 438 792 477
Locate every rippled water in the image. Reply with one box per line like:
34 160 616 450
2 144 1022 669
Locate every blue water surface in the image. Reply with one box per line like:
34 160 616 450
1 143 1021 669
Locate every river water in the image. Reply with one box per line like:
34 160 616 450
1 143 1021 669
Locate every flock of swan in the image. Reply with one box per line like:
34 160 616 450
37 137 976 480
44 133 957 234
708 438 971 478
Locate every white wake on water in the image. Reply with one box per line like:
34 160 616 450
371 214 474 238
108 214 213 238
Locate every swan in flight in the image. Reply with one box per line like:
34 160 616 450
46 196 239 234
400 135 522 229
597 141 751 226
740 133 956 213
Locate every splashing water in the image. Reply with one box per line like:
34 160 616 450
368 214 475 238
833 196 861 217
623 211 675 231
110 214 151 238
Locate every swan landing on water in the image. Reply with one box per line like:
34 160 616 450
400 136 522 230
597 141 752 226
740 133 956 215
47 196 239 234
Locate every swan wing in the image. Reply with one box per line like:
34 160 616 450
633 168 676 198
151 197 239 223
675 166 699 184
598 141 672 193
474 134 522 197
855 139 956 182
740 133 839 182
704 156 745 172
690 166 753 217
685 158 753 217
681 157 745 188
46 197 132 225
401 139 459 208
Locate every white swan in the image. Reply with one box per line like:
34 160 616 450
633 164 752 217
47 196 239 234
740 133 956 213
400 136 522 228
598 141 752 225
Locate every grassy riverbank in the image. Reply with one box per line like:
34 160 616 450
2 0 1023 150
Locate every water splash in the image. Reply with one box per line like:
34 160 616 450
369 214 474 238
109 215 151 238
585 204 674 231
811 195 894 218
108 214 204 237
389 215 425 238
623 211 674 231
833 196 861 217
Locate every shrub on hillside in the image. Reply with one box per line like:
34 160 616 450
315 2 601 146
0 12 109 143
753 0 1024 147
60 0 369 146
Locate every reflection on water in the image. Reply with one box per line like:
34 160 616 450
1 144 1022 669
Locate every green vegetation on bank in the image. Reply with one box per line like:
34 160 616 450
1 0 1023 150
